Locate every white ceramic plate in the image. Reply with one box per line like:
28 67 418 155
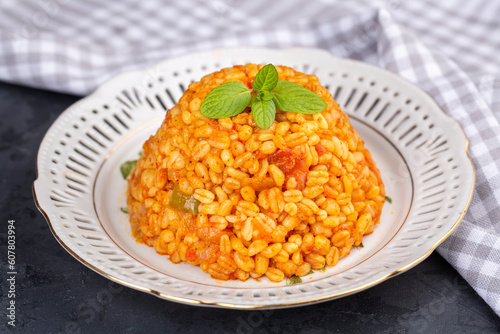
34 47 474 309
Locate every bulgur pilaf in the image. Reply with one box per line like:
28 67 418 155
126 64 385 282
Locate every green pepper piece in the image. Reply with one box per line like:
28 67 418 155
286 275 302 285
120 160 137 179
168 184 200 215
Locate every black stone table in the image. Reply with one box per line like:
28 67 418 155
1 81 499 333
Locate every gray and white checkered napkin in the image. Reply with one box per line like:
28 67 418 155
1 0 498 316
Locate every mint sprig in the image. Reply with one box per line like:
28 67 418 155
200 64 327 129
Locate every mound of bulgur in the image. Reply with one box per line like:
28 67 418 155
126 64 385 282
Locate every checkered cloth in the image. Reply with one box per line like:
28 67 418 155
2 0 499 316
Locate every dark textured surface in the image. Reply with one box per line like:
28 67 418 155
0 80 499 334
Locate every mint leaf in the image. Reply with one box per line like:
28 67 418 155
252 64 278 92
120 160 137 179
200 82 251 119
252 98 276 130
271 80 327 114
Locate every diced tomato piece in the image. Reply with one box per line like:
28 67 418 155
315 143 327 156
245 79 253 89
196 245 218 262
186 249 197 261
197 227 227 243
247 78 254 89
268 149 308 189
